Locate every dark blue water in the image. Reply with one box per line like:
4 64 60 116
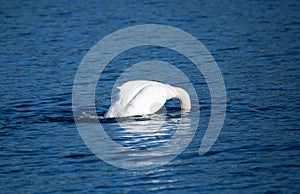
1 0 300 193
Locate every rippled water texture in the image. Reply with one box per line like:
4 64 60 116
1 0 300 193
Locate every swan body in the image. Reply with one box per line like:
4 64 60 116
104 80 191 118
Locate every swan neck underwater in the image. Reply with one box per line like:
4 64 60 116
170 86 191 110
104 80 191 118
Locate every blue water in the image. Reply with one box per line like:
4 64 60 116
1 0 300 193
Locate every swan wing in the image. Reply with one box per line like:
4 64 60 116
105 81 151 117
116 80 156 106
125 84 168 116
105 80 174 118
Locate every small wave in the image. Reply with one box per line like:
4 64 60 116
44 106 184 124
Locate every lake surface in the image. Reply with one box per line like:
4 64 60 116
1 0 300 193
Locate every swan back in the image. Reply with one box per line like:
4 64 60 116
104 80 190 118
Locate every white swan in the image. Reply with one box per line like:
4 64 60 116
104 80 191 118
